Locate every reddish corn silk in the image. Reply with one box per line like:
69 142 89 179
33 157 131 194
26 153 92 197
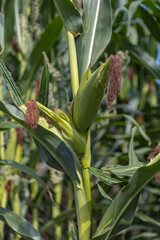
6 180 12 197
35 80 40 100
44 115 53 128
127 67 134 81
147 81 153 95
16 127 24 146
12 36 19 52
25 100 39 130
106 55 122 110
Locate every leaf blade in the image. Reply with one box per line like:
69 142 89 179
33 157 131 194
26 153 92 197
0 207 43 240
54 0 83 34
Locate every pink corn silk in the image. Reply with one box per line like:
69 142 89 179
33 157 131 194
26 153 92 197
16 127 24 146
44 115 54 128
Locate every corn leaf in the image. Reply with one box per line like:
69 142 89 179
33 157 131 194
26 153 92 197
123 114 151 144
129 127 142 166
139 5 160 42
14 0 21 48
89 167 123 186
54 0 83 34
136 212 160 228
0 159 52 195
142 0 160 21
0 207 43 240
76 0 112 81
126 0 143 36
96 183 113 201
0 12 4 54
102 165 140 178
124 39 160 78
3 0 15 55
34 139 64 172
20 16 63 92
0 101 82 185
38 64 50 107
0 121 20 130
93 153 160 239
0 59 25 106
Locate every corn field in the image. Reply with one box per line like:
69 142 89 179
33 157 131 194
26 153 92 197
0 0 160 240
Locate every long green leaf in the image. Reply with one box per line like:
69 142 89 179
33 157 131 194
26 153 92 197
123 114 151 145
0 159 52 200
34 139 64 172
139 5 160 42
38 64 50 107
20 16 63 92
129 127 141 165
3 0 15 55
127 0 143 36
76 0 112 81
0 121 20 130
0 207 43 240
0 101 82 185
93 153 160 239
54 0 83 34
102 165 140 178
0 12 4 53
89 167 123 186
142 0 160 21
14 0 21 48
124 39 160 78
136 212 160 228
0 59 25 106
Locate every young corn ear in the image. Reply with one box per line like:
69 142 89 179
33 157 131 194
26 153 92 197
73 55 121 133
36 102 86 159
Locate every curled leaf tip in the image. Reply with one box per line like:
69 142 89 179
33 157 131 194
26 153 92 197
106 55 122 110
25 100 39 130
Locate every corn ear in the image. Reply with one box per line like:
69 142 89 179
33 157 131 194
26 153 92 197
73 57 111 133
36 102 86 158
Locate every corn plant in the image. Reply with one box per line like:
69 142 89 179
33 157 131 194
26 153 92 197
1 0 160 240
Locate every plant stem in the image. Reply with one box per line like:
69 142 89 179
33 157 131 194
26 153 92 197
82 168 92 219
74 184 91 240
81 132 92 219
67 32 79 96
52 182 63 240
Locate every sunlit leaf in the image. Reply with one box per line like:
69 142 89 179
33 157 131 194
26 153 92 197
0 207 43 240
93 153 160 239
76 0 112 81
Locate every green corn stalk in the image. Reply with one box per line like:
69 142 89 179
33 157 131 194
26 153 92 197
52 182 63 240
31 181 39 230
